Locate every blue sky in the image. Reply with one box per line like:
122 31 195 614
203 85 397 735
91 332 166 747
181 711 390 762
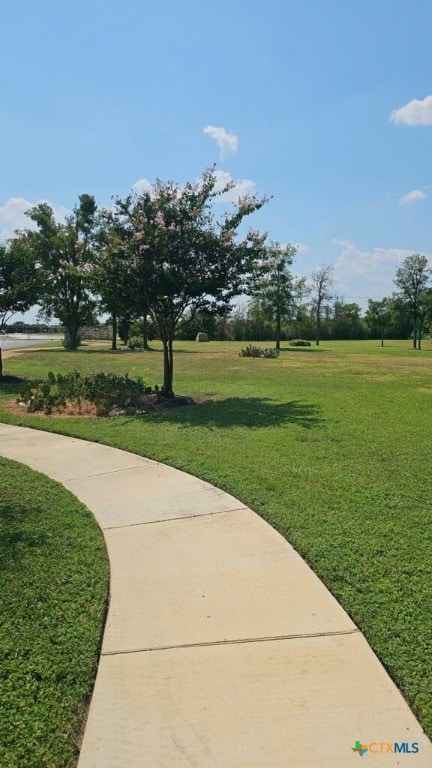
2 0 432 319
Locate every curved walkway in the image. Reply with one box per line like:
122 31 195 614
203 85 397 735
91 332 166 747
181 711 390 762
1 423 431 767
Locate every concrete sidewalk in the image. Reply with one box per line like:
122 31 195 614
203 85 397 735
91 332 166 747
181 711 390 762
1 423 431 766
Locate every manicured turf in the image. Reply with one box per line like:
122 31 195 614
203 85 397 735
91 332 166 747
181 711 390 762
0 456 109 768
1 338 432 739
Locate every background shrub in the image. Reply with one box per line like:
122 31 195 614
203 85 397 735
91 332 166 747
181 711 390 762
127 335 143 350
239 345 280 358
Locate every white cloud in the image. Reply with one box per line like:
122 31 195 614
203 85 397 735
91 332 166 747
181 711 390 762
332 240 421 304
0 197 68 240
390 95 432 126
399 189 427 206
203 125 239 159
131 178 152 196
0 197 34 239
212 169 255 203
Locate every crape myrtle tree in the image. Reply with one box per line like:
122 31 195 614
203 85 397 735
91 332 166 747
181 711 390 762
0 239 42 376
251 242 305 350
310 264 334 345
91 209 135 350
394 254 431 349
21 194 98 350
112 167 268 395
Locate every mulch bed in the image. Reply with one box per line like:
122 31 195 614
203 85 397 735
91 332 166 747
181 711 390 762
2 393 202 419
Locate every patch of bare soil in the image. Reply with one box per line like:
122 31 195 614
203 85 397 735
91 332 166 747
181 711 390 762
0 346 58 361
3 398 98 419
3 393 205 419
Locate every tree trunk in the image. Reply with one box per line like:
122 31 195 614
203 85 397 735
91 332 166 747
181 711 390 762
275 308 281 351
111 311 117 351
316 313 320 345
162 337 174 396
142 315 150 351
0 346 2 377
65 321 80 351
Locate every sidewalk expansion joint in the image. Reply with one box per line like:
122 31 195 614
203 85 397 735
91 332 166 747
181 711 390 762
102 628 360 657
103 507 246 530
67 464 155 481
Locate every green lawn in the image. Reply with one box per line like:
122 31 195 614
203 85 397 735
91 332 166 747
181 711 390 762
1 338 432 740
0 457 109 768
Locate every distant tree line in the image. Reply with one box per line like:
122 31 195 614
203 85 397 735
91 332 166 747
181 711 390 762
176 254 431 347
175 294 414 343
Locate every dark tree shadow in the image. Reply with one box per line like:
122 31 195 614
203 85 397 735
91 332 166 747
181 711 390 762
0 376 27 396
136 397 324 430
279 346 326 353
32 346 165 356
0 505 49 570
79 347 204 355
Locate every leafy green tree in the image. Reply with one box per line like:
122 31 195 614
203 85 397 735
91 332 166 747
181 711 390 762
246 297 277 341
228 305 249 341
310 264 334 345
22 195 98 350
175 309 218 340
416 288 432 348
364 298 392 346
252 242 304 350
0 239 42 376
0 239 41 332
112 167 268 395
91 211 135 350
332 299 364 339
384 294 412 339
394 254 431 349
117 314 136 345
228 299 275 341
288 302 316 341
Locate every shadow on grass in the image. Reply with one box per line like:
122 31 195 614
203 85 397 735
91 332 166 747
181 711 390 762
79 347 204 355
138 397 324 430
0 375 27 396
279 345 325 353
0 504 49 569
36 346 165 356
